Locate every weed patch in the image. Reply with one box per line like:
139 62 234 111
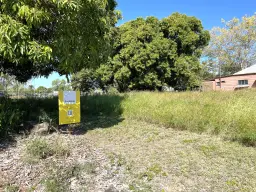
138 164 167 181
199 145 217 156
26 139 52 160
4 184 19 192
24 137 70 162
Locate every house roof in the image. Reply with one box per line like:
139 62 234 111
234 64 256 75
206 64 256 81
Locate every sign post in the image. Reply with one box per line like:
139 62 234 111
58 91 80 125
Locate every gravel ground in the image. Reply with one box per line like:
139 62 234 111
1 118 256 192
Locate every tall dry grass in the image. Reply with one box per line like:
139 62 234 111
121 90 256 146
2 90 256 146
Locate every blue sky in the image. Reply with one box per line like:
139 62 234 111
33 0 255 88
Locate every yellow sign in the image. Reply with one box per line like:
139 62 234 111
58 91 80 125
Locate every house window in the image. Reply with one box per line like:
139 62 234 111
216 81 225 86
238 80 248 85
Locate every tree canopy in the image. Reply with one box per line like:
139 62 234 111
52 79 71 91
0 0 119 82
90 13 209 91
71 68 98 93
203 14 256 75
36 86 47 93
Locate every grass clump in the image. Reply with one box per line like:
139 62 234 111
138 164 167 181
199 145 217 156
4 184 19 192
183 139 198 144
25 138 70 162
44 179 65 192
51 137 70 157
129 181 153 192
107 152 127 167
26 139 52 159
43 164 74 192
43 162 95 192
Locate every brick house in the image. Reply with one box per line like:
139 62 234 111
202 64 256 91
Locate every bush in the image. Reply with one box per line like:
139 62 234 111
106 86 119 95
0 97 59 140
15 97 58 123
0 97 23 139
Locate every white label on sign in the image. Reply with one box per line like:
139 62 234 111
67 110 73 116
64 91 76 104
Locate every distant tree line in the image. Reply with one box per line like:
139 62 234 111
0 73 71 97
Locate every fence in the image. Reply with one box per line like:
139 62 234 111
0 90 58 99
0 90 103 99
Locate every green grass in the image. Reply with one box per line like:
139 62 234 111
4 184 19 192
3 89 256 146
121 90 256 146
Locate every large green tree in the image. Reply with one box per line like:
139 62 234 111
0 0 119 82
94 13 210 91
203 14 256 75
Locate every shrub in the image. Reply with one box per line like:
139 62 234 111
0 97 23 139
0 97 58 140
106 86 119 95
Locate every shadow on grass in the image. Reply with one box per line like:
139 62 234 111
70 94 126 134
0 94 126 148
56 94 126 135
71 116 125 135
0 138 17 152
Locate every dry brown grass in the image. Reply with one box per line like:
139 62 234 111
1 118 256 191
84 119 256 192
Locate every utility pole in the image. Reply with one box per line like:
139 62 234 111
218 58 222 89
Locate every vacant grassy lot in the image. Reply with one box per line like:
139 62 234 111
1 118 256 191
2 90 256 145
87 118 256 191
1 90 256 191
121 90 256 146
